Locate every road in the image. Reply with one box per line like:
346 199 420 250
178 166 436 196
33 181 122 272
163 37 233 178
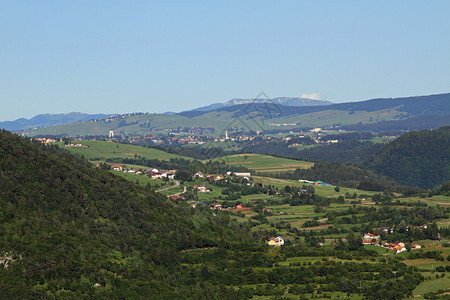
156 180 180 193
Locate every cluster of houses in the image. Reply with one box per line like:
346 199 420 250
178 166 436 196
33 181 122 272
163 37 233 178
194 172 224 181
65 143 88 148
150 169 176 180
110 165 176 179
361 233 422 254
194 172 251 181
189 202 221 209
189 202 253 212
34 138 57 144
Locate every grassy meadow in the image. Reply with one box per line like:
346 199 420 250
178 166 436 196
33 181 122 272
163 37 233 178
210 153 314 172
252 175 376 198
57 140 186 161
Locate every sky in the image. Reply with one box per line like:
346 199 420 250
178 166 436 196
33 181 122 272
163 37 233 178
1 1 450 121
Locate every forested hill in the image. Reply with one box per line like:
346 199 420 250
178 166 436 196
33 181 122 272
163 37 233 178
365 126 450 189
0 130 253 298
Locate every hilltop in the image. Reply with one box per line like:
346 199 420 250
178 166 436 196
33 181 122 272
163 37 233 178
365 126 450 189
190 97 333 112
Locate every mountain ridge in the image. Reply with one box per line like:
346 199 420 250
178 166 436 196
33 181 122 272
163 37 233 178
0 112 111 131
179 93 450 119
190 97 333 112
18 92 450 136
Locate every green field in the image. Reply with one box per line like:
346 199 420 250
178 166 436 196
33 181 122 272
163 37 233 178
58 140 186 161
210 153 314 172
413 277 450 296
400 195 450 207
252 175 376 198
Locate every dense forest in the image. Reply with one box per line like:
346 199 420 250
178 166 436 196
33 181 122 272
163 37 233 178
298 141 384 164
263 161 422 194
0 130 256 298
365 126 450 189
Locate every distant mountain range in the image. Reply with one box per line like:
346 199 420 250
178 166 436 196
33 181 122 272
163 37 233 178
182 93 450 118
190 97 333 112
9 92 450 136
0 112 111 131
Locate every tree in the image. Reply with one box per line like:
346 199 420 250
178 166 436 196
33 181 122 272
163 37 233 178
347 231 362 251
175 168 193 181
306 186 315 194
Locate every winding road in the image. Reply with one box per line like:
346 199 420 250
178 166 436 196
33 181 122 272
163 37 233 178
156 180 180 193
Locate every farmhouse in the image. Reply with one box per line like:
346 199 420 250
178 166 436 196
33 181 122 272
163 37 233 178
268 236 284 247
210 203 222 210
392 244 406 254
194 185 210 193
151 172 164 179
194 172 204 178
362 233 381 240
111 165 123 171
166 171 176 179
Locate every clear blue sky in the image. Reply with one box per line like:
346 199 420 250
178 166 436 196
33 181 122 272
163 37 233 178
1 1 449 121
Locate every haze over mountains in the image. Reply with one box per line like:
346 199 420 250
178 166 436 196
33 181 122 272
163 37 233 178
0 112 111 131
190 97 333 112
2 93 450 135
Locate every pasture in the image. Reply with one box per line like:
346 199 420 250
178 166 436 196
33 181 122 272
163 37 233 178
210 153 313 172
252 175 376 198
57 140 185 161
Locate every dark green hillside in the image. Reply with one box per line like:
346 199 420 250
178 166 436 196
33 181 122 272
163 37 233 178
267 161 411 192
0 130 252 298
365 126 450 189
297 140 385 164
